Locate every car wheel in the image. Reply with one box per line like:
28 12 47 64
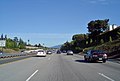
103 60 106 63
84 56 87 61
89 57 92 62
84 58 87 61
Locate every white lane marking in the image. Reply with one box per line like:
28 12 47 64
98 73 115 81
26 70 38 81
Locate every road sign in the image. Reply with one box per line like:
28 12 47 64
0 40 6 47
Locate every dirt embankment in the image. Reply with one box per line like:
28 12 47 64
1 48 20 54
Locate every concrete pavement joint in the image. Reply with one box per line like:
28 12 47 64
98 72 115 81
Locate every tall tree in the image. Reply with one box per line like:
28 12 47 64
13 37 19 48
1 34 4 40
6 38 15 48
87 19 109 43
72 34 87 41
19 38 26 49
14 37 18 42
87 19 109 36
5 35 7 39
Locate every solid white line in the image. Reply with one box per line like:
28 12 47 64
98 73 115 81
26 70 38 81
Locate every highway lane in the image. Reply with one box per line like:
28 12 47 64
0 53 120 81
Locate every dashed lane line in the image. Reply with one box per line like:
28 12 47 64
98 72 115 81
26 70 38 81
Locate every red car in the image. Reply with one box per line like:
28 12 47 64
84 50 107 63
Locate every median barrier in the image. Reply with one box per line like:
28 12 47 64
0 52 36 59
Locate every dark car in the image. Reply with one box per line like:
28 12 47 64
84 50 107 63
57 50 61 54
46 50 52 54
0 51 3 54
62 50 67 53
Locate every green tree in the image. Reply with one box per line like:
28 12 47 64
72 34 87 41
13 37 19 48
18 38 26 49
87 19 109 44
14 37 18 42
88 19 109 35
5 35 7 39
6 38 15 48
61 41 71 51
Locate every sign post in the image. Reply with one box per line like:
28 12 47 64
0 40 6 53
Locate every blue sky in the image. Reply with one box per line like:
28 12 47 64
0 0 120 47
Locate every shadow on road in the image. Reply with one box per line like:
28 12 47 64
75 60 103 63
75 60 89 63
32 56 47 57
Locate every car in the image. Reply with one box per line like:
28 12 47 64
0 51 3 54
67 50 73 55
62 50 67 53
46 50 52 54
36 50 46 57
57 50 61 54
84 50 107 63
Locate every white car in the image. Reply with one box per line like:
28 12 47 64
37 50 46 57
67 50 73 55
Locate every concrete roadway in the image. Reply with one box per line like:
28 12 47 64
0 53 120 81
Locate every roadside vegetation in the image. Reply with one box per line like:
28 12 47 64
0 35 26 53
0 35 45 53
60 19 120 58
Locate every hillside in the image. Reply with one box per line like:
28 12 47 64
51 45 62 49
61 25 120 58
83 38 120 58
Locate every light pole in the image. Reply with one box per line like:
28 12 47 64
28 40 30 45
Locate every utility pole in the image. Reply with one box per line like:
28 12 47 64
28 39 30 45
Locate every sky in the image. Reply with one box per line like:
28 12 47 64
0 0 120 47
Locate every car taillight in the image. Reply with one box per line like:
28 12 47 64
103 54 107 58
93 54 98 57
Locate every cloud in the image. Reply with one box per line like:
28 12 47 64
90 0 97 4
98 0 106 1
87 0 109 5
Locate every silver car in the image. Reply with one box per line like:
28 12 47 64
67 50 73 55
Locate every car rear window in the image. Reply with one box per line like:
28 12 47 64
38 51 44 52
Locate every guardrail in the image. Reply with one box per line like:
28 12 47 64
0 53 36 59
